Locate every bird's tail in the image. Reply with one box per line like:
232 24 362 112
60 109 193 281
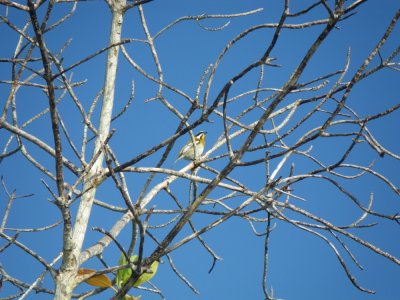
174 156 182 164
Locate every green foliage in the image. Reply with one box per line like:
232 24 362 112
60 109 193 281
117 254 159 288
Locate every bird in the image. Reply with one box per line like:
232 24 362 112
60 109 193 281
175 131 207 162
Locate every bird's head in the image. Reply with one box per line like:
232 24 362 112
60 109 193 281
196 131 207 143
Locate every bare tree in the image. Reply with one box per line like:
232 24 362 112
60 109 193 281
0 0 399 299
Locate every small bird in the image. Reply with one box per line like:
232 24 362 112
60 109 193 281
175 131 207 162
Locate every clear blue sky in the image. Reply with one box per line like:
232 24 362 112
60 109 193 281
1 1 399 299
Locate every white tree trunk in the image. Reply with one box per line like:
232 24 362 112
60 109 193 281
54 1 125 298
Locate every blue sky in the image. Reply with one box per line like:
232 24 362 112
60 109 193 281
1 1 399 299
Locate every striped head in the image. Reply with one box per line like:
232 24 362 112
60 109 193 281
195 131 207 146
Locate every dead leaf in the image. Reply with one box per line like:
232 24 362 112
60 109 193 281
77 268 112 288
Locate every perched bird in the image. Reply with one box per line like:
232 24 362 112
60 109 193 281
175 131 207 162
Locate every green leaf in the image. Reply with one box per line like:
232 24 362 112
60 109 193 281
116 254 132 289
116 254 159 288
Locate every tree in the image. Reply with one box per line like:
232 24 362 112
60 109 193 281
0 0 399 299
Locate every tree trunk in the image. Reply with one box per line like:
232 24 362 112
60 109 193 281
54 1 125 298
